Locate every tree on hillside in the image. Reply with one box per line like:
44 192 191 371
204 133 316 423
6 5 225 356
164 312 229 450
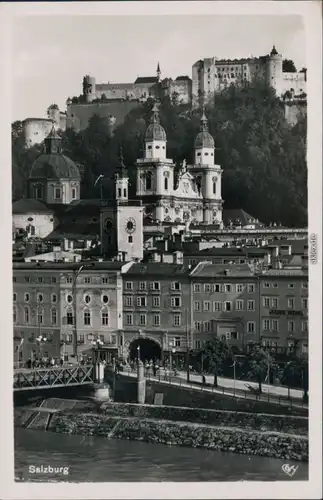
283 59 297 73
201 337 232 387
247 343 274 393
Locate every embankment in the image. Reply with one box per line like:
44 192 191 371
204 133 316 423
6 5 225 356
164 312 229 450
14 399 308 462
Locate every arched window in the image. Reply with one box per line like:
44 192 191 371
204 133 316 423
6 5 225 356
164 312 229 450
164 177 168 190
123 188 127 198
51 308 57 325
13 306 17 324
213 182 216 194
118 188 121 198
37 307 44 325
72 188 76 199
101 310 109 326
146 173 152 190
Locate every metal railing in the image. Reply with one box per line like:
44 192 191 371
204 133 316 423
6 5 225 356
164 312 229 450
118 368 308 409
13 365 94 391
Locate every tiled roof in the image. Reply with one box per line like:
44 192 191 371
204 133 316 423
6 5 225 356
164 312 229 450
29 154 81 180
44 222 100 241
96 83 136 91
190 262 255 278
134 77 158 84
124 263 189 277
188 246 267 257
13 261 127 271
175 76 192 81
261 269 308 277
12 199 53 214
266 238 308 253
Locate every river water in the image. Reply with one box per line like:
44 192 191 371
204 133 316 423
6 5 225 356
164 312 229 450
15 429 308 482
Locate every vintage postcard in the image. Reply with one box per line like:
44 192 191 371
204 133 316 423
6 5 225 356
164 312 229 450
0 1 321 499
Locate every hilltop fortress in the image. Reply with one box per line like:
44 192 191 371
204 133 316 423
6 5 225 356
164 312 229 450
22 46 307 146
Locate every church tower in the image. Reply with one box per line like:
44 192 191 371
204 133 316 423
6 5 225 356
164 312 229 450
136 103 175 222
157 62 161 82
100 149 144 261
190 111 223 225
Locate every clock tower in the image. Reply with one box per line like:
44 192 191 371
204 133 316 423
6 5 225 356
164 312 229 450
100 149 144 261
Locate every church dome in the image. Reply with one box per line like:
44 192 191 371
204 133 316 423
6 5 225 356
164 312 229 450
29 126 81 180
145 103 166 142
195 111 214 148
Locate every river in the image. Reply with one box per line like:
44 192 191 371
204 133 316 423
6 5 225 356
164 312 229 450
15 429 308 482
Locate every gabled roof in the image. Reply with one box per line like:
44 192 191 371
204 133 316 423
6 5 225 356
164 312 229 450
190 261 255 278
134 76 158 84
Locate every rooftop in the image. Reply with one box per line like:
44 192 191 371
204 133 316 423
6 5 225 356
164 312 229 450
190 262 255 278
13 261 128 271
12 199 53 215
124 262 189 277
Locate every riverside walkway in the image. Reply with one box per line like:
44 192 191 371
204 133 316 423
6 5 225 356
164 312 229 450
119 369 308 409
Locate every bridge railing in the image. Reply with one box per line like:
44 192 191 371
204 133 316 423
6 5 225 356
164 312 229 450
13 365 95 391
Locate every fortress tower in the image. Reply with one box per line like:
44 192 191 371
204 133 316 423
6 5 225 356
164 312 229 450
83 75 96 103
266 45 283 96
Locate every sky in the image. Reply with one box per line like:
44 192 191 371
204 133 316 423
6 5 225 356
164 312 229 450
12 14 306 122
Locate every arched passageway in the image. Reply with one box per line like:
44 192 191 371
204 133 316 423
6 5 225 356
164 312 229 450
129 338 162 362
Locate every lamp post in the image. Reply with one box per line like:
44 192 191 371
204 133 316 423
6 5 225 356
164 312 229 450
91 337 104 365
72 265 84 360
36 335 47 362
137 344 140 363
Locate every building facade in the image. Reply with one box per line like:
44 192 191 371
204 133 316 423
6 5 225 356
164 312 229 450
192 46 307 108
136 105 223 226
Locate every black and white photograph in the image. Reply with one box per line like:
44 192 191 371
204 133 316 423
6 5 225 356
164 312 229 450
0 1 322 499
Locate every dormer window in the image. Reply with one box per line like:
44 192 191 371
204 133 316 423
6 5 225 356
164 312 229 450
54 188 61 200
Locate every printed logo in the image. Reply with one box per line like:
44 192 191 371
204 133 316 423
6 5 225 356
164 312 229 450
282 464 298 477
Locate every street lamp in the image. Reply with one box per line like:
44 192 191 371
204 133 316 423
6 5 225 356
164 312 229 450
137 344 140 363
36 335 47 361
169 339 175 369
91 337 104 364
72 265 84 360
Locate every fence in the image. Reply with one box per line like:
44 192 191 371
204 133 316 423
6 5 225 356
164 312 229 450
118 367 308 409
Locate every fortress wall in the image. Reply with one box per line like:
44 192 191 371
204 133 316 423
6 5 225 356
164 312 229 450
66 101 141 132
23 120 54 147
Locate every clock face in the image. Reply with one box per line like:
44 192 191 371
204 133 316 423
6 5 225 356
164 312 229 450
105 218 113 232
125 218 136 234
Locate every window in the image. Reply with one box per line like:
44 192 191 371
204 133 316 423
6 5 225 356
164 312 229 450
102 294 109 304
24 306 30 324
125 282 133 290
288 320 295 332
213 301 222 312
13 292 17 302
125 295 133 307
302 320 308 332
101 277 109 284
236 284 244 293
263 319 270 331
247 300 255 311
126 314 133 326
213 284 223 293
72 188 76 199
203 301 211 312
195 340 201 349
247 321 255 333
37 308 43 325
263 297 270 308
171 297 181 307
153 314 160 326
128 235 133 243
287 298 295 309
83 310 91 326
193 284 201 293
84 294 91 304
24 276 30 283
54 188 61 200
236 299 244 311
263 282 270 288
288 283 295 289
213 182 216 194
139 281 146 290
194 301 200 311
247 283 255 293
51 308 57 325
51 293 57 304
194 321 201 332
37 277 43 284
223 301 232 312
203 321 211 332
139 314 146 326
171 281 181 291
84 277 91 284
302 282 308 289
153 296 160 308
272 283 278 288
302 298 308 310
271 297 278 308
224 284 232 293
164 177 168 190
137 296 147 307
145 173 152 190
66 294 73 304
204 284 211 293
151 281 160 291
37 293 43 303
231 332 239 340
173 314 181 327
301 343 308 354
101 311 109 326
66 276 73 284
271 319 279 331
66 311 74 325
78 334 85 344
